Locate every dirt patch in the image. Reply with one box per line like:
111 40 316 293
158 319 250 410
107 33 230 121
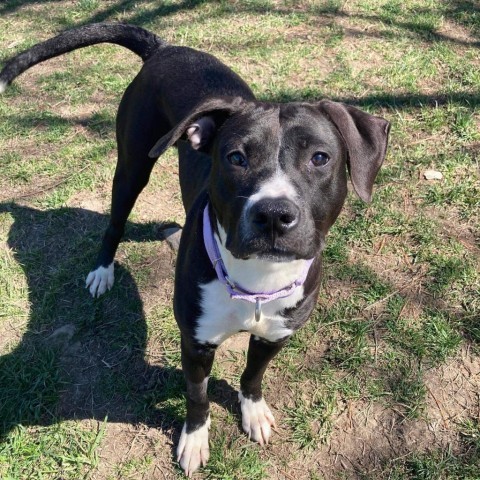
94 421 176 480
218 332 251 356
253 346 479 480
136 244 176 308
423 347 480 429
437 18 480 46
69 189 110 213
319 346 479 478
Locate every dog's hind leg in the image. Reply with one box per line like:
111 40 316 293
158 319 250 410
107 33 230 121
238 335 287 445
86 153 156 297
86 78 166 297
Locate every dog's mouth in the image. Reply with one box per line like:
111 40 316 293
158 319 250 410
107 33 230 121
224 227 322 262
233 250 297 262
217 216 316 262
226 240 307 262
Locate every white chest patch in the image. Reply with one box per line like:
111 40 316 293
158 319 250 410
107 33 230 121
195 279 303 345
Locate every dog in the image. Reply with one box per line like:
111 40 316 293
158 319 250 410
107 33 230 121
0 23 390 476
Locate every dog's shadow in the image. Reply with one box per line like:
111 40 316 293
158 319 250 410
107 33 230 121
0 202 238 444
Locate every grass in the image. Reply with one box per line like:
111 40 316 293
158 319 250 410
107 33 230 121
0 420 106 479
1 0 479 479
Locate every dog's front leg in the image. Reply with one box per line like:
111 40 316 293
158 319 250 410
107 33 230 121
177 336 216 477
239 335 288 445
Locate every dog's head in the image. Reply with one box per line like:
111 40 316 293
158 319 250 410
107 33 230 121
149 97 390 261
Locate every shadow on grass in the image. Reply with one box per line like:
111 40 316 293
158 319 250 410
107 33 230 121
0 0 211 20
1 0 477 48
0 202 238 446
0 0 65 15
79 0 480 50
1 110 114 139
262 90 480 109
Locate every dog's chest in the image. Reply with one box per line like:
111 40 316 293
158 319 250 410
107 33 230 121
195 279 304 345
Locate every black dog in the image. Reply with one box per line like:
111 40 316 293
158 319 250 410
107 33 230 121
0 23 390 476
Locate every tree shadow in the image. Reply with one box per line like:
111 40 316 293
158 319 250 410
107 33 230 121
81 0 211 27
1 110 114 139
331 3 480 47
0 202 237 446
77 0 480 51
0 0 65 15
1 0 478 49
260 90 480 109
0 0 211 21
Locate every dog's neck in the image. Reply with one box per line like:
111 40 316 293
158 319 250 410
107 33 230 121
203 203 312 296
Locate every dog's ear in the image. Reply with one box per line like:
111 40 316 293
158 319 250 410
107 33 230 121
318 100 390 202
149 97 245 159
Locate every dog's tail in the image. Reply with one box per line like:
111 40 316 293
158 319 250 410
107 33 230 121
0 23 165 93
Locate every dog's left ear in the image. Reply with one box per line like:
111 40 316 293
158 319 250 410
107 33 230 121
149 96 245 159
318 100 390 202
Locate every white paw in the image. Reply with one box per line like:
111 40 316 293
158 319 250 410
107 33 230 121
239 391 276 445
85 263 114 297
177 417 210 477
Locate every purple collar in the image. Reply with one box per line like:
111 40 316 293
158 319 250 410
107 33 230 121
203 203 314 321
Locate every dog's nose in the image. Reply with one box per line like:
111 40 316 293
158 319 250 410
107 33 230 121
249 198 300 235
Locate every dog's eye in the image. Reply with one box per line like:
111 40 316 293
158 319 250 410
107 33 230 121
310 151 330 167
227 151 248 168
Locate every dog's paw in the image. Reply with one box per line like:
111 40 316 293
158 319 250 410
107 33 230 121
85 263 114 297
239 391 276 445
177 417 210 477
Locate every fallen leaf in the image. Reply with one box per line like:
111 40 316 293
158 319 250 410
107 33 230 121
423 169 443 180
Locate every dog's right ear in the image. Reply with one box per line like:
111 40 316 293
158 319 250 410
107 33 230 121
149 97 245 159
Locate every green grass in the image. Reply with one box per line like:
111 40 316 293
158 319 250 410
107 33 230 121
204 431 268 480
284 390 336 449
1 0 480 479
0 420 106 480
